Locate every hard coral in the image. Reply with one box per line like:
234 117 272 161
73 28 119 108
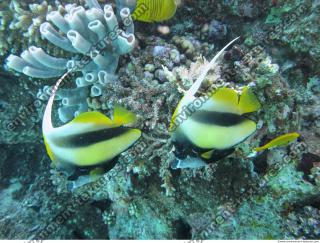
6 0 135 122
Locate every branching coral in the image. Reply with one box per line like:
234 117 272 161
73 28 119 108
6 0 135 122
0 0 70 58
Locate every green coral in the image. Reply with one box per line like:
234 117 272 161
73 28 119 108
265 5 294 24
265 0 320 60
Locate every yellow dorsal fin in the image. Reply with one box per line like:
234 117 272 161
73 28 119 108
113 104 137 126
238 87 261 114
210 87 239 114
71 111 114 126
211 87 239 106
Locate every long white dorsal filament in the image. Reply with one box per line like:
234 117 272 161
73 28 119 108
186 36 240 98
42 71 71 134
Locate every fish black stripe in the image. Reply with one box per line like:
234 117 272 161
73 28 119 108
52 126 130 148
191 110 245 126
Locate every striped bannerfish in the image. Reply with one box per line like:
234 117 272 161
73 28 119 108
42 73 141 171
170 37 261 167
132 0 178 22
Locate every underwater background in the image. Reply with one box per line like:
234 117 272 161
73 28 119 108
0 0 320 240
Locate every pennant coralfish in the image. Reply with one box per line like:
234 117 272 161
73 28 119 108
170 37 261 167
132 0 178 22
43 73 141 170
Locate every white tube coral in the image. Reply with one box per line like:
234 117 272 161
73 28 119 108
98 70 118 85
21 50 48 70
67 30 92 54
92 52 114 69
7 46 69 78
120 8 134 34
104 5 119 32
46 11 70 34
76 77 92 87
88 20 107 40
66 7 87 37
114 32 135 55
85 0 102 10
6 0 137 122
91 83 103 97
40 22 77 53
28 46 68 70
86 8 105 23
6 55 32 73
23 66 65 78
85 72 98 83
58 106 79 123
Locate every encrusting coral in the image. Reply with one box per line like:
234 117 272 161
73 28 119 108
6 0 135 122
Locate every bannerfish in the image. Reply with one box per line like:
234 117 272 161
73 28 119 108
43 72 141 172
254 132 300 152
170 37 261 168
132 0 178 22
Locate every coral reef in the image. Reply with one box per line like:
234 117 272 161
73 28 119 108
1 0 320 240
